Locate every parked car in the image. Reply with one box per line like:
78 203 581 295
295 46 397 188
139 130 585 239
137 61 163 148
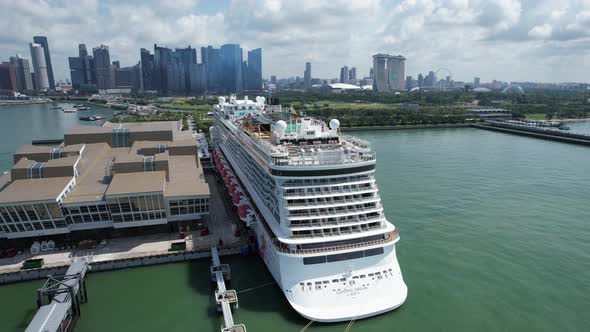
2 248 18 258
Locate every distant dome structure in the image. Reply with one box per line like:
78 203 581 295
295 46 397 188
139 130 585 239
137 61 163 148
502 85 525 94
329 119 340 129
473 87 492 92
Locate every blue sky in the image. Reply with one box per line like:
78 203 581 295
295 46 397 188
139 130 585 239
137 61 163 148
0 0 588 83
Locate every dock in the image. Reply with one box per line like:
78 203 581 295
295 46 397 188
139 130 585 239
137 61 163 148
472 122 590 146
31 139 64 145
26 260 89 332
210 246 246 332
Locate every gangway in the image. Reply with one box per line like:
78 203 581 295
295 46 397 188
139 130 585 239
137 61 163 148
26 260 89 332
210 247 246 332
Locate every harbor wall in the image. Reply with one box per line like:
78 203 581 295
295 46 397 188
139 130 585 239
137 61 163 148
471 124 590 146
0 246 242 285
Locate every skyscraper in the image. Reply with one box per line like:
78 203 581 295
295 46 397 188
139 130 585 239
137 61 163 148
93 45 113 90
69 44 96 91
340 65 349 83
33 36 55 89
220 44 243 93
417 73 424 87
114 62 142 90
474 77 480 87
201 46 222 92
0 63 18 92
140 48 154 91
372 54 405 92
29 43 50 90
246 48 262 90
270 75 277 85
9 55 33 92
304 62 311 89
175 46 197 92
349 67 357 81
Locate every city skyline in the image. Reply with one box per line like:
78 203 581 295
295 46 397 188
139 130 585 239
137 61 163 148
0 1 589 84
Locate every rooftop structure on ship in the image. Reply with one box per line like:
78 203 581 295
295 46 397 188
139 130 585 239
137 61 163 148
214 95 375 168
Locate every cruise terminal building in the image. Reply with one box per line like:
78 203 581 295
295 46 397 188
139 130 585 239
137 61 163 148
0 121 210 240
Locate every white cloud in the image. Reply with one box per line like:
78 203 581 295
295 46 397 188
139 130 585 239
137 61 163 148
0 0 588 83
528 24 553 39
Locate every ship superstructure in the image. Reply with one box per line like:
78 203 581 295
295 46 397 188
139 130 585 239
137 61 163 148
211 95 407 322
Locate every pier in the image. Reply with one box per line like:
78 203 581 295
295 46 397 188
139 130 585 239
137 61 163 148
210 246 246 332
25 260 89 332
472 122 590 146
31 139 64 145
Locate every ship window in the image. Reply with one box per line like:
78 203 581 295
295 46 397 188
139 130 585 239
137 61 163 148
360 275 366 279
352 276 359 279
303 255 327 265
322 281 329 284
364 247 384 257
326 250 364 263
339 278 346 282
332 279 339 283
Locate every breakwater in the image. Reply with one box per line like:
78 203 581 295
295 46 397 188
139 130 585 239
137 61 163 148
472 122 590 146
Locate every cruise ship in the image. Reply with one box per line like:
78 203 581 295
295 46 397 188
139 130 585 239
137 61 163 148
210 95 407 322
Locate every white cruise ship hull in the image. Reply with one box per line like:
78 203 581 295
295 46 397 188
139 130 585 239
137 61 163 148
253 220 407 322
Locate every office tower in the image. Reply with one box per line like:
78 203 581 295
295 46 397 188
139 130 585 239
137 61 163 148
369 67 374 79
112 61 120 69
175 46 197 92
93 45 113 90
154 44 172 93
29 43 50 91
79 44 88 57
474 77 480 87
270 75 277 85
304 62 311 89
349 67 357 81
417 73 424 87
69 44 97 91
246 48 262 90
220 44 243 93
114 62 142 90
340 65 349 83
372 54 405 92
406 76 413 90
201 46 222 92
0 63 18 92
140 48 154 91
9 55 33 92
424 71 436 87
33 36 55 89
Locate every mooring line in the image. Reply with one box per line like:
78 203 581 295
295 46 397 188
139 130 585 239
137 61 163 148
237 281 275 294
300 319 314 332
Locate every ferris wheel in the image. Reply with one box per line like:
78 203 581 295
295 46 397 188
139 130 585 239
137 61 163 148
435 68 453 90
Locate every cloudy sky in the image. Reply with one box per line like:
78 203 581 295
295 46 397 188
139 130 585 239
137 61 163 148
1 0 588 83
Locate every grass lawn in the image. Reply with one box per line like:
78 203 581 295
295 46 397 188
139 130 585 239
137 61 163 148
525 113 550 120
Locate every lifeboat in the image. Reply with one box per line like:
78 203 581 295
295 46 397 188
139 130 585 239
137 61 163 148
224 175 234 186
232 191 242 205
238 205 251 219
229 183 238 194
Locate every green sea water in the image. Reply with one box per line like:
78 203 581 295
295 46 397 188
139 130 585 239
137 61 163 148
0 105 589 331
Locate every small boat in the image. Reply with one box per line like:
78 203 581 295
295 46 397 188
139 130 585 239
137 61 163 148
93 115 106 120
73 104 84 108
79 116 95 121
77 106 91 110
558 123 570 130
62 109 77 113
49 105 62 110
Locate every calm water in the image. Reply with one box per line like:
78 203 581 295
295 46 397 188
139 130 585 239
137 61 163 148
0 109 589 331
0 102 113 171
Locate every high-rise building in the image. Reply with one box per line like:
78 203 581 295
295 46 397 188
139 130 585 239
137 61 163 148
29 43 50 91
220 44 243 93
93 45 113 90
406 76 413 90
69 44 96 91
417 73 424 87
372 54 406 92
114 62 142 90
349 67 357 81
340 65 349 83
474 77 480 87
270 75 277 85
201 46 222 92
246 48 262 90
424 71 436 87
369 67 374 79
9 55 33 92
140 48 154 91
0 63 18 92
175 46 197 92
33 36 55 89
304 62 311 89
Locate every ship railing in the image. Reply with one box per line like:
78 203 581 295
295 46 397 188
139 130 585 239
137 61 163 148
283 183 375 198
286 202 382 217
289 215 384 230
271 230 398 255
